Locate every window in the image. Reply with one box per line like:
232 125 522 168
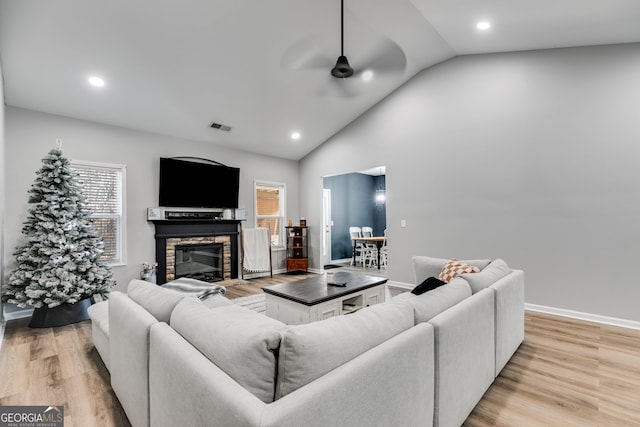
255 181 285 248
72 160 126 265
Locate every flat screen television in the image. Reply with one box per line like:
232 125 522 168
159 157 240 208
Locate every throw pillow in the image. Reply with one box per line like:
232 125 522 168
411 276 446 295
438 258 480 283
412 256 491 284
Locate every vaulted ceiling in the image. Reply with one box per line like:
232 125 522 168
1 0 639 160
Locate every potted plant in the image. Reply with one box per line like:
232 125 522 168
3 147 115 327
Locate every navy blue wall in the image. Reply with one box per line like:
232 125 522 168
323 173 386 260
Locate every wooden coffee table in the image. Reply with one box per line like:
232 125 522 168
263 271 387 325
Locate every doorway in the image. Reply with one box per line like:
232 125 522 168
322 166 386 265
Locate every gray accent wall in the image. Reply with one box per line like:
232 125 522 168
300 43 640 322
3 107 300 314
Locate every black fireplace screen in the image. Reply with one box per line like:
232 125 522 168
175 243 224 282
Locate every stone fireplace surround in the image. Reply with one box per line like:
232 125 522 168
153 220 240 284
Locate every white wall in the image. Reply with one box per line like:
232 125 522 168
300 43 640 322
3 107 299 305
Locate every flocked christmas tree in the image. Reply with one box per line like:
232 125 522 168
4 147 114 308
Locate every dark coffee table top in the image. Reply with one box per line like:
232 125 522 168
262 271 387 306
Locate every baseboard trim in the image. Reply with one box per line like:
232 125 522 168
329 258 352 265
525 303 640 331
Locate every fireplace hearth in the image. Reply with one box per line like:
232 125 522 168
152 220 240 284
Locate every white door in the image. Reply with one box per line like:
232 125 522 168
321 189 332 266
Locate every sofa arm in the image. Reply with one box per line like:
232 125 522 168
429 288 495 427
261 323 435 427
87 300 110 371
149 322 266 427
109 291 158 427
491 269 525 375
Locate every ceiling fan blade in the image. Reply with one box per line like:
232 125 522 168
353 36 407 77
281 35 334 70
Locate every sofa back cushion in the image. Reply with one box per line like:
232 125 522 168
275 300 414 400
170 297 285 403
128 279 185 322
461 258 511 294
392 277 472 324
412 256 491 284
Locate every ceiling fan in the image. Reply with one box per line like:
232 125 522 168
281 0 407 96
330 0 354 78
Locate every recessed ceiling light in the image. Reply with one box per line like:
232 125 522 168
291 132 301 140
88 76 105 87
362 70 374 82
476 21 491 30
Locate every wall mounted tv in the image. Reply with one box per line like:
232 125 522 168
159 157 240 208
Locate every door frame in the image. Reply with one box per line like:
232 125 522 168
321 188 332 266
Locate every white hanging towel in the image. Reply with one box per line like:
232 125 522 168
243 228 271 272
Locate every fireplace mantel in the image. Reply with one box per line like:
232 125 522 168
153 220 241 284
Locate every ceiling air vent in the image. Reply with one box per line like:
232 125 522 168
210 122 232 132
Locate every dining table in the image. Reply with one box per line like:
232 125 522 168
351 236 386 269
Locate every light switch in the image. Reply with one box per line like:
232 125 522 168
401 219 406 228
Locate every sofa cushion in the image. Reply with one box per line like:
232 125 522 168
411 277 446 295
412 256 491 284
127 279 186 322
461 258 511 294
170 297 285 403
438 259 480 283
275 300 414 399
392 277 472 324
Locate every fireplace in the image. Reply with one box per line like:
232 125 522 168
175 242 224 282
153 220 240 284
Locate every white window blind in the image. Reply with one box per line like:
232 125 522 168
255 181 285 248
72 161 127 265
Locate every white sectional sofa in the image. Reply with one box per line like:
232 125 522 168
88 256 524 427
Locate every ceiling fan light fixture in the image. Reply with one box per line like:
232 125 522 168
331 55 354 78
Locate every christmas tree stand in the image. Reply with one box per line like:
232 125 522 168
29 297 93 328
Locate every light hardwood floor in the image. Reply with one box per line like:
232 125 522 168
1 273 639 427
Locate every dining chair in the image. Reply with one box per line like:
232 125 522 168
361 227 378 268
349 227 364 266
379 230 388 269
